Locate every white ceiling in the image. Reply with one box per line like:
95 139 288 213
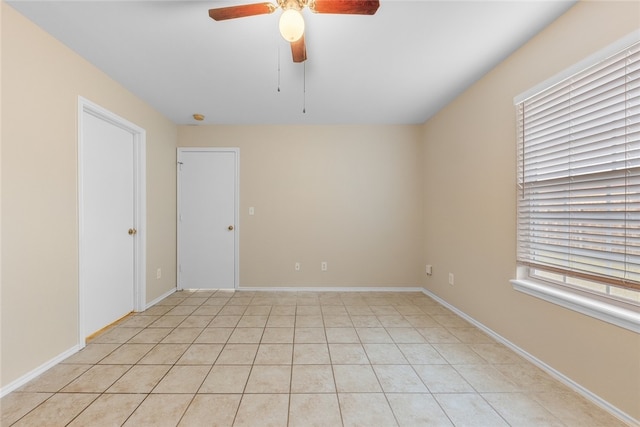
7 0 576 125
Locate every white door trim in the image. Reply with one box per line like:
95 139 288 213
177 147 240 290
77 96 146 347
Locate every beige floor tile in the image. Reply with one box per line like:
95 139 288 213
296 305 322 315
295 315 325 328
236 315 268 328
0 392 52 426
387 393 454 426
494 363 564 392
289 394 342 427
394 305 425 315
208 315 241 327
12 393 98 427
434 393 509 427
228 327 264 343
150 315 188 328
386 327 427 343
245 365 291 393
397 343 447 364
373 365 428 392
323 314 353 327
142 305 173 316
413 364 474 393
271 305 296 315
67 393 145 426
266 315 295 327
91 327 143 343
325 327 360 343
432 343 486 364
98 343 154 364
106 364 170 393
123 394 193 427
355 327 394 343
363 343 408 364
178 315 214 328
127 328 172 343
118 315 160 328
215 344 259 364
377 315 412 328
403 315 439 328
152 365 210 393
530 390 629 427
322 306 348 315
176 343 224 364
180 296 208 306
161 327 204 344
293 343 331 364
454 364 519 392
195 327 234 343
432 314 471 328
370 306 400 315
447 327 494 343
218 305 248 316
482 392 564 426
192 305 222 316
345 305 374 316
291 365 335 393
18 364 91 392
165 305 198 316
244 305 272 315
338 393 398 427
61 344 119 364
233 394 289 427
204 297 231 306
178 394 241 426
261 327 294 343
61 364 131 393
333 364 381 392
254 344 293 365
329 343 370 364
294 327 327 343
417 327 461 343
470 343 525 364
350 315 383 327
138 343 190 364
199 365 251 393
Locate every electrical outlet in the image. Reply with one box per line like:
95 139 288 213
448 273 454 286
321 261 328 271
156 268 162 279
249 207 255 215
295 262 301 271
426 264 432 275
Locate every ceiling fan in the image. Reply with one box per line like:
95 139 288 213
208 0 380 63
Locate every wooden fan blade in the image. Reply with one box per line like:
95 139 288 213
310 0 379 15
291 35 307 63
208 2 277 21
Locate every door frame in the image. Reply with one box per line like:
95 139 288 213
177 147 240 290
77 96 146 347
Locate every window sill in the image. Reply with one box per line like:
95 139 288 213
510 279 640 333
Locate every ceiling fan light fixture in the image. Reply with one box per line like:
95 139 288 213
279 9 305 42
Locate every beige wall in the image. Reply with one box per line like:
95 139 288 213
1 3 177 387
421 0 640 420
178 125 424 287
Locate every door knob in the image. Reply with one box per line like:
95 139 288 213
128 228 137 235
228 225 234 231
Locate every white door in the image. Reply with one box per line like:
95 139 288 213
80 108 139 337
178 148 238 289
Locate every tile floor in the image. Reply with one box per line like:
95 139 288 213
1 290 628 426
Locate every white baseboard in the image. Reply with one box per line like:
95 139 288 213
421 288 639 427
145 286 177 310
237 286 424 292
0 344 81 399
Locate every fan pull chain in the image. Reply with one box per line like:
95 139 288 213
302 61 306 114
277 47 281 92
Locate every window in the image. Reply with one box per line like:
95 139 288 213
514 34 640 325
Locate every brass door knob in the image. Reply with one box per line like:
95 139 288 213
228 225 234 231
128 228 137 235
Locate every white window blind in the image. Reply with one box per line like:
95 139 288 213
516 41 640 292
